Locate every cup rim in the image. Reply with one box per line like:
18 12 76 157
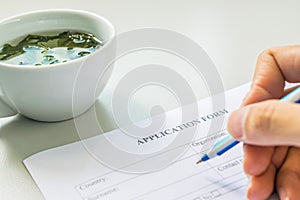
0 9 115 70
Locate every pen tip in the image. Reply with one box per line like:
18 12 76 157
196 159 202 164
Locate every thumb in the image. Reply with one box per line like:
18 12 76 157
227 100 300 146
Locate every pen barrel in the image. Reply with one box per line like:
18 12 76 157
215 140 239 156
281 86 300 102
206 135 239 159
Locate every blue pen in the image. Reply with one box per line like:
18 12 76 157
197 86 300 164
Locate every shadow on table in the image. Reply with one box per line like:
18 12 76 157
0 99 118 200
0 99 116 162
0 114 79 160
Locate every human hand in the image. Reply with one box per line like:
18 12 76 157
227 46 300 199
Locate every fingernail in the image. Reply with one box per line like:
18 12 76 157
278 188 287 200
246 178 253 200
227 108 247 139
241 91 251 106
246 175 251 185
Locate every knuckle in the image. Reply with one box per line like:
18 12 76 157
243 101 276 141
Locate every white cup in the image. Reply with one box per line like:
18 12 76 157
0 9 115 121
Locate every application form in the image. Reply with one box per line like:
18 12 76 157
23 83 278 200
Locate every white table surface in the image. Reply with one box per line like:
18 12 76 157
1 0 300 199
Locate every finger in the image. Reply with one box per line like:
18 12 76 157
244 146 289 199
271 146 289 168
227 100 300 146
276 147 300 199
243 46 300 106
247 164 276 200
243 144 274 176
241 84 300 109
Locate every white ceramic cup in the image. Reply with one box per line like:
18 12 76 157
0 9 115 121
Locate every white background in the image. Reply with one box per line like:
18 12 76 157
1 0 300 199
